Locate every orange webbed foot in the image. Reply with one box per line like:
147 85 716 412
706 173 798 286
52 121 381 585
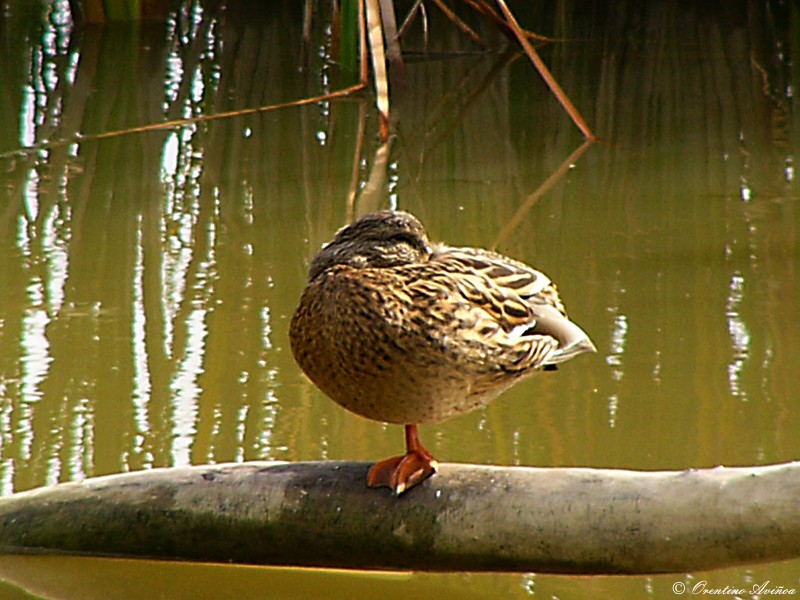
367 424 438 495
367 451 438 495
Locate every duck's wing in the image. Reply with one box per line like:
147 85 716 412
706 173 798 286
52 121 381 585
425 246 595 370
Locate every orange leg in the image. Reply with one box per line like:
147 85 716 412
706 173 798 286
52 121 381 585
367 424 439 495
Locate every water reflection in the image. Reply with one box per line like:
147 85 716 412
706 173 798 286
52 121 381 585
0 1 799 598
605 308 629 428
725 272 749 400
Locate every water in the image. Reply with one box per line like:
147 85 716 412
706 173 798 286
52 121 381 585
0 1 799 598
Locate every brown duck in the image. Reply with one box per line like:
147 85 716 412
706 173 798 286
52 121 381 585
290 210 595 495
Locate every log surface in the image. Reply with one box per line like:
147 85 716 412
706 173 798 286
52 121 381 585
0 460 798 574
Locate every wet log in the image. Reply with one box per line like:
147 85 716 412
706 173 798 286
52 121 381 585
0 460 798 574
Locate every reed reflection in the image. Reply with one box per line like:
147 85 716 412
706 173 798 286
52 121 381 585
0 3 319 493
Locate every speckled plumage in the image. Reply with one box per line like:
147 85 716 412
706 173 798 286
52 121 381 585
289 210 595 426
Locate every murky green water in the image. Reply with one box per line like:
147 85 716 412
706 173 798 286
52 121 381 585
1 1 799 598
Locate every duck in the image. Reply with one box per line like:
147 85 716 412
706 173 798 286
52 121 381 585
289 210 595 495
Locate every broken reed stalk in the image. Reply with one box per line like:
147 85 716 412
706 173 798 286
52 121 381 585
0 84 367 160
431 0 485 46
396 0 426 41
358 0 369 84
464 0 560 44
494 0 596 140
379 0 403 67
364 0 391 141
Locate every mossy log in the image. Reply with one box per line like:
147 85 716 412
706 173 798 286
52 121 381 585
0 460 798 574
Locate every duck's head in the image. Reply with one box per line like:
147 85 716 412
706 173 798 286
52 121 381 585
308 210 433 280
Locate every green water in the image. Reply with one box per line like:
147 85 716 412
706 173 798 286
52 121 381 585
0 1 799 598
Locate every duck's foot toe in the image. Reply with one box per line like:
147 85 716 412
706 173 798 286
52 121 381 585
367 451 439 495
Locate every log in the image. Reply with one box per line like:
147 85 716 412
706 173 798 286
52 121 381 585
0 460 798 574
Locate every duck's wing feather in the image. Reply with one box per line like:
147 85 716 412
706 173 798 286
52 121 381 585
418 246 594 371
